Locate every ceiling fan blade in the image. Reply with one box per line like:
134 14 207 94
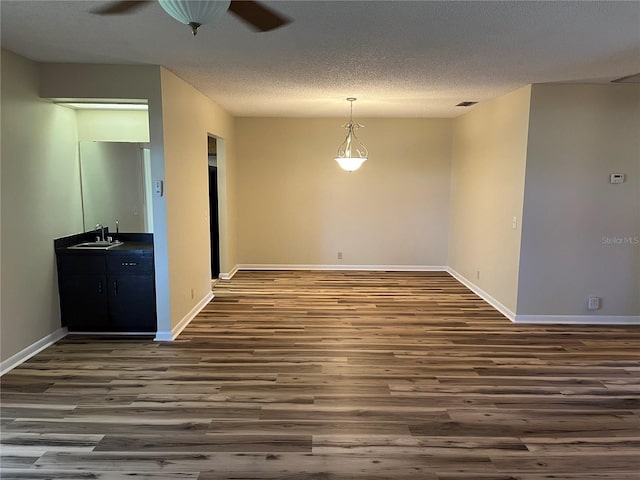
228 0 291 32
91 1 152 15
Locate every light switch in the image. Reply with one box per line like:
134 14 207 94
154 180 164 196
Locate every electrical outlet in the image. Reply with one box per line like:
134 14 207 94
609 173 625 184
190 288 194 299
337 252 343 260
587 296 600 310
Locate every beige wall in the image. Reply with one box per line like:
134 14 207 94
76 109 149 142
234 118 452 266
159 68 236 331
1 50 83 362
518 84 640 317
449 86 532 314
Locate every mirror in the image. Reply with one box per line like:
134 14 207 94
79 141 153 233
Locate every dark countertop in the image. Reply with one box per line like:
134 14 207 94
54 231 154 255
105 242 153 254
57 242 154 256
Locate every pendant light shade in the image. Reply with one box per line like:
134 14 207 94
158 0 231 35
334 98 368 172
335 156 367 172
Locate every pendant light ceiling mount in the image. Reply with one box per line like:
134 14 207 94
334 97 368 172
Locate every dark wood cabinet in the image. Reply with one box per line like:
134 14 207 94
59 271 109 331
106 254 155 332
56 244 156 333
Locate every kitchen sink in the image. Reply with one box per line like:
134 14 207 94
69 240 123 250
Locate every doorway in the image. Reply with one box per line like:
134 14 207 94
208 136 220 279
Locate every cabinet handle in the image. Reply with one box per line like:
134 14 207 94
121 262 137 267
98 281 102 294
113 281 118 295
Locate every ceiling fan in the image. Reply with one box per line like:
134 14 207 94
92 0 291 35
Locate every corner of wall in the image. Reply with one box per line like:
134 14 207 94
448 85 532 315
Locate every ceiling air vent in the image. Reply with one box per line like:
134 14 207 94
456 101 478 107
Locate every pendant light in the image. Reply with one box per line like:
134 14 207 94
334 98 368 172
158 0 231 35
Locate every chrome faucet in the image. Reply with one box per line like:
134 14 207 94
115 220 119 235
95 223 106 242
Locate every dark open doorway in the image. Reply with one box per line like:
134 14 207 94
208 136 220 279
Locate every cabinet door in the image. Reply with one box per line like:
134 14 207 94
108 274 156 332
59 274 109 331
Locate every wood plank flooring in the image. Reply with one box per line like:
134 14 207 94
1 270 639 479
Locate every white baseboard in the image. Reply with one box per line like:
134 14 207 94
3 271 636 372
66 331 156 335
446 267 516 321
235 264 448 272
154 291 214 341
446 268 639 325
514 315 640 325
219 264 239 280
1 327 68 376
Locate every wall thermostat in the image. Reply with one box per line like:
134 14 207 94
609 173 625 184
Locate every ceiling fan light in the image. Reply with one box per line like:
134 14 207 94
158 0 230 31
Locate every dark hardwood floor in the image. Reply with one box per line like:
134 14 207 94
1 270 639 479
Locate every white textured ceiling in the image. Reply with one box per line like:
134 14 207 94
1 1 639 117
